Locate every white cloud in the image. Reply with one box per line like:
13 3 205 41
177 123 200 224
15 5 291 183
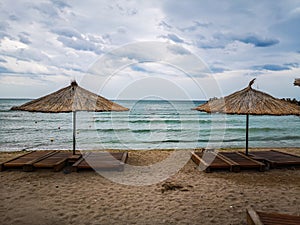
0 37 28 52
0 56 49 74
0 0 299 99
0 75 43 86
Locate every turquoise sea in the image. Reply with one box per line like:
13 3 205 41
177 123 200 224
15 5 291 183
0 99 299 151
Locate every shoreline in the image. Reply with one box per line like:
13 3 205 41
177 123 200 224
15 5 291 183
1 147 299 225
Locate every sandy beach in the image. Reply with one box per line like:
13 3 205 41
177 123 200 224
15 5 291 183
0 148 299 225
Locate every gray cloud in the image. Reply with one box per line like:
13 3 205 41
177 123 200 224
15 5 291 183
18 33 31 44
236 35 279 47
0 20 10 38
0 58 7 63
9 14 18 21
52 27 82 38
158 20 173 30
197 42 225 49
212 32 279 48
160 33 185 43
130 64 148 73
270 12 300 50
0 66 10 73
0 21 9 31
284 62 299 68
0 32 10 39
179 20 211 32
51 26 108 54
167 45 191 55
57 36 102 54
209 66 228 73
33 2 60 18
252 64 290 71
50 0 70 9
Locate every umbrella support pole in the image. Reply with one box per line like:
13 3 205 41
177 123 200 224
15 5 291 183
246 114 249 155
73 111 76 155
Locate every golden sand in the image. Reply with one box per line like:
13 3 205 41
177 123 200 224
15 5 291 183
0 148 299 225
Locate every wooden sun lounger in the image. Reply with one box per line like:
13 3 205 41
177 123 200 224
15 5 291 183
247 207 300 225
219 152 265 172
72 152 128 172
32 151 77 172
191 151 239 172
191 151 265 172
0 151 57 172
245 150 300 169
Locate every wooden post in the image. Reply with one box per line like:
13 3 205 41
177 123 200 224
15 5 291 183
73 111 76 155
246 114 249 155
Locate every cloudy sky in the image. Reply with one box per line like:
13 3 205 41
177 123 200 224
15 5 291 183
0 0 299 100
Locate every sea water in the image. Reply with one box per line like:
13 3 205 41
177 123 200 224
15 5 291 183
0 99 299 151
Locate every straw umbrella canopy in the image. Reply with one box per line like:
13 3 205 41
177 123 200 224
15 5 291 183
194 78 300 155
11 81 129 154
294 78 300 86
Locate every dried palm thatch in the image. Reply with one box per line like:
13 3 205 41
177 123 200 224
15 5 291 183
11 81 129 154
11 81 129 112
194 79 300 116
294 78 300 87
194 79 300 155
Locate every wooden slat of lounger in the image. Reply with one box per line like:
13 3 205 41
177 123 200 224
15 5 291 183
191 152 216 172
34 152 72 167
4 151 47 166
121 152 128 163
85 152 124 160
73 152 127 172
77 160 122 168
246 207 264 225
220 152 257 166
34 152 73 172
258 211 300 225
247 207 300 225
4 151 56 168
245 151 278 168
269 150 300 165
249 151 282 161
79 154 123 165
270 150 300 158
236 152 265 171
248 150 300 168
92 152 124 168
216 153 240 172
112 152 126 161
72 153 90 167
67 154 82 165
192 151 234 172
23 151 58 172
85 152 124 161
0 151 34 171
220 152 265 171
191 152 208 166
76 161 123 171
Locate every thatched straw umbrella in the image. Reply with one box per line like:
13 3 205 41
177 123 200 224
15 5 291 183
194 78 300 155
11 81 129 154
294 78 300 86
